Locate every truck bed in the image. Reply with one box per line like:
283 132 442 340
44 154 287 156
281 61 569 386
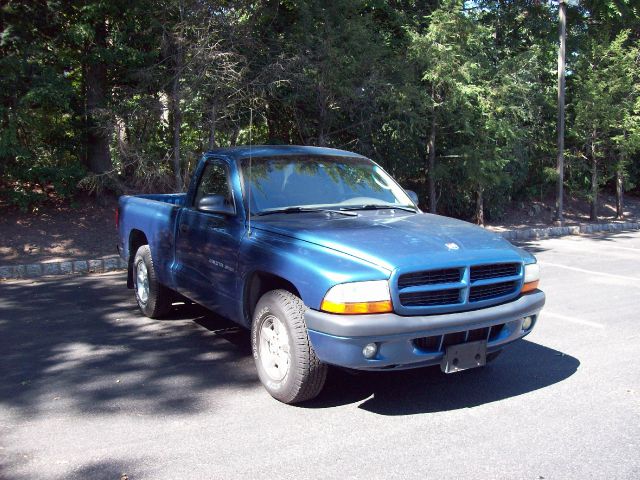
118 193 187 288
134 193 186 206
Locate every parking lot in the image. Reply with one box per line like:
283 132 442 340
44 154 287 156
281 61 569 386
1 230 639 480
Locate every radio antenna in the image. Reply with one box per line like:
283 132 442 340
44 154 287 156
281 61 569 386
247 107 253 237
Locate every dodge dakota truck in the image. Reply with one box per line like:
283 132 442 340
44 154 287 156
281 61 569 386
117 145 545 404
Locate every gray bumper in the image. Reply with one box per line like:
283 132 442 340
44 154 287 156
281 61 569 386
305 290 545 338
304 291 545 370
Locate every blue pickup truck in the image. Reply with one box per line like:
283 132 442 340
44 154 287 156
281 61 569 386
117 145 544 403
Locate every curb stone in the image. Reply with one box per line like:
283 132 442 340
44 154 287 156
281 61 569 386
1 221 639 280
497 220 640 241
0 255 128 280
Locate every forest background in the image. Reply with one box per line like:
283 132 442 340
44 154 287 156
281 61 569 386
1 0 639 225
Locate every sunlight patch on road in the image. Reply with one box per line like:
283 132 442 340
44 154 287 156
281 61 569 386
539 262 640 284
543 311 605 329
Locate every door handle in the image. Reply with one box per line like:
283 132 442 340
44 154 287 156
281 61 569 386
179 224 189 234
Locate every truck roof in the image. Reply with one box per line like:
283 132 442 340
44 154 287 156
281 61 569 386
205 145 368 160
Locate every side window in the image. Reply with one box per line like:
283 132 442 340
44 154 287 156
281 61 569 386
194 161 233 208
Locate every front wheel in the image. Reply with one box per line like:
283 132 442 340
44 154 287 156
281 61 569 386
251 290 328 404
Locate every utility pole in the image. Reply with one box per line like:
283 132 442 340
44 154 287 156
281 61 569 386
554 0 567 225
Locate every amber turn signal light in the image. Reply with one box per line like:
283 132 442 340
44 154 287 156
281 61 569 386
521 280 539 294
320 299 393 315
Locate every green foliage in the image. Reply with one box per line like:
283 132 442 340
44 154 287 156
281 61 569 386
1 160 86 212
1 0 639 220
570 29 640 198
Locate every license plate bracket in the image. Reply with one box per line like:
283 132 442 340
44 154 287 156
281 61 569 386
441 340 487 374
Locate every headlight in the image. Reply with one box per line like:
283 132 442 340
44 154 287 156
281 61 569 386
522 263 540 293
320 280 393 314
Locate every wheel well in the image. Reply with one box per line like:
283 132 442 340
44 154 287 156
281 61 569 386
245 272 301 325
127 230 148 288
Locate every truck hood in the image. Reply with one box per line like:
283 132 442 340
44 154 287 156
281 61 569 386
252 211 529 272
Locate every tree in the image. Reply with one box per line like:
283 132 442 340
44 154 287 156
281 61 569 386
573 30 640 221
555 0 567 224
409 0 481 214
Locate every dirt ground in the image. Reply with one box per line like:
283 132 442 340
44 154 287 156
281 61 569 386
1 192 638 266
0 195 119 265
485 192 640 232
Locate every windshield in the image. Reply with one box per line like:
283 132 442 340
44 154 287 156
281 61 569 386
240 155 415 215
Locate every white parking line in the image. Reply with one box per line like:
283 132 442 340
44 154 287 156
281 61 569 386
589 244 639 253
545 240 639 254
543 311 606 329
539 262 640 283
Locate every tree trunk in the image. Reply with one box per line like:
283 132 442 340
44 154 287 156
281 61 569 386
168 35 184 191
427 109 437 214
616 164 624 219
317 84 328 146
122 123 136 180
208 102 217 150
85 19 112 174
267 106 277 144
231 125 240 146
554 0 567 224
474 186 484 226
590 138 598 222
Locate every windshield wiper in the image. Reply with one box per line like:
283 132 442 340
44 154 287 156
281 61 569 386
255 207 358 217
339 204 418 213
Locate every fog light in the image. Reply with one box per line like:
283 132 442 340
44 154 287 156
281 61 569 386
362 343 378 359
522 316 534 330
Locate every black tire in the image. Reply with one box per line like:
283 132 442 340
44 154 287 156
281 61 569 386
486 349 502 363
251 289 328 404
133 245 173 318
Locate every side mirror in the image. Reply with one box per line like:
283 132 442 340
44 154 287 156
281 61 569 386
197 194 235 216
405 189 419 206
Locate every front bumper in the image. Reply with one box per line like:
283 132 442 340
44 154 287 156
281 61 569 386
305 290 545 370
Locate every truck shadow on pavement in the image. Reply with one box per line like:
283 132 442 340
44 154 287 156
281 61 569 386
0 272 578 419
514 230 638 255
307 341 579 415
0 273 259 418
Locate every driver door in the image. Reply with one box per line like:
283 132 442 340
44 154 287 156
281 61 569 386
174 158 243 312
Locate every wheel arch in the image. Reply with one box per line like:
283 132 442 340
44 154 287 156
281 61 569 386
127 229 149 288
243 271 302 327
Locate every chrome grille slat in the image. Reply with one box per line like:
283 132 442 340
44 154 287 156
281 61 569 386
398 268 461 288
470 263 520 281
469 281 518 302
399 288 460 307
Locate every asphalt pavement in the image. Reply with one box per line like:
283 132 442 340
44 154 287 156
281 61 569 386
1 231 639 480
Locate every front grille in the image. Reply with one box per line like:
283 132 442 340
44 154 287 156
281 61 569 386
398 268 461 288
397 262 522 311
399 288 461 307
470 263 519 281
413 323 506 352
469 281 518 302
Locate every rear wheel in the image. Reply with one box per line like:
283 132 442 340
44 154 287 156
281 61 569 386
251 290 327 404
133 245 172 318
